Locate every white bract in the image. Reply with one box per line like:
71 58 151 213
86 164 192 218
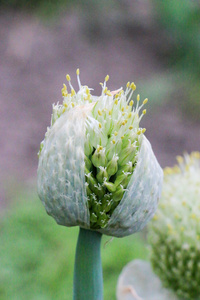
117 260 178 300
37 70 163 237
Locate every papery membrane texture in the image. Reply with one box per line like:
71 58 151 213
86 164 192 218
117 260 178 300
100 135 163 237
38 104 163 237
38 107 90 228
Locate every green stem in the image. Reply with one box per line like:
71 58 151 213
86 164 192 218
73 227 103 300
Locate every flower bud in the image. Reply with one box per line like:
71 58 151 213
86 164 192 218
112 185 125 202
37 71 163 237
106 154 119 178
148 152 200 299
96 167 108 184
91 146 107 168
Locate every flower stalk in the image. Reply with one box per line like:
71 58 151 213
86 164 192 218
73 228 103 300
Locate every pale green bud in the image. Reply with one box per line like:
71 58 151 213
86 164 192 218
114 172 131 188
103 181 117 193
91 146 107 168
84 133 93 157
90 212 97 223
84 155 92 171
37 71 163 237
102 198 113 213
85 170 104 198
106 154 119 178
112 185 125 202
118 140 137 166
117 161 133 176
96 166 108 184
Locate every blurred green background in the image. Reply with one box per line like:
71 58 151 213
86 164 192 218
0 0 200 299
0 189 148 299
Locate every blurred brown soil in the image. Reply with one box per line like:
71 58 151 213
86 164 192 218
0 10 199 204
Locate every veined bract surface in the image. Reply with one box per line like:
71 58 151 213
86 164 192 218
37 70 163 237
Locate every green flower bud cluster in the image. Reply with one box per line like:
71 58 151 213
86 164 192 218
148 152 200 300
84 85 147 229
37 70 163 237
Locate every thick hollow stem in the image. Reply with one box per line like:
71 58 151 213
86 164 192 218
73 227 103 300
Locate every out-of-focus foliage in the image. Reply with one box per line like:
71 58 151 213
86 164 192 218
153 0 200 121
0 0 72 9
153 0 200 72
0 190 148 300
0 0 75 16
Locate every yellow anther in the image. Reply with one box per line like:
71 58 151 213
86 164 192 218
153 215 158 221
142 109 146 115
121 121 126 126
192 152 200 159
129 100 134 106
85 95 91 101
62 108 66 113
121 107 125 112
114 99 118 105
127 112 132 118
137 94 140 101
115 94 119 99
142 128 146 134
99 82 103 86
182 201 186 206
122 112 125 116
129 126 133 130
71 89 75 96
76 68 80 75
112 140 116 144
137 130 142 135
64 103 68 108
99 123 102 129
124 119 127 124
104 87 108 94
98 109 102 116
66 74 71 81
121 135 124 139
143 98 148 105
62 91 68 97
97 146 103 152
114 131 118 136
86 87 90 95
109 110 112 115
176 155 183 164
71 102 75 107
105 75 109 82
106 91 112 96
63 83 67 90
126 105 129 110
130 82 136 90
126 81 130 88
